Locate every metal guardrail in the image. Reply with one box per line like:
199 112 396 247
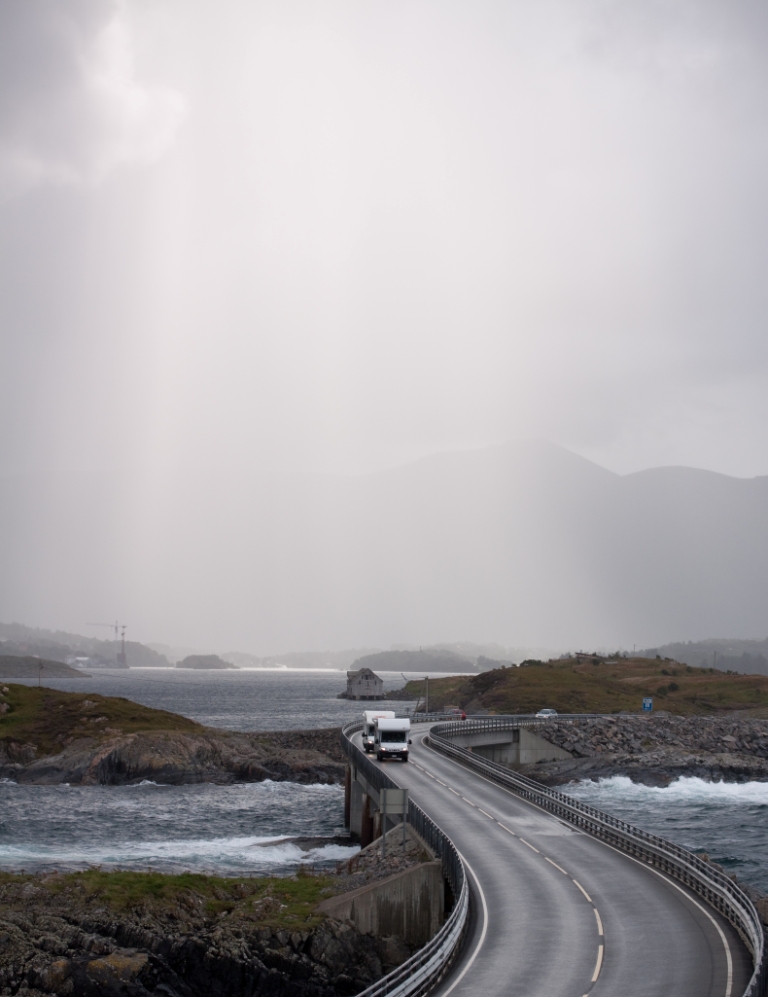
428 716 768 997
341 722 469 997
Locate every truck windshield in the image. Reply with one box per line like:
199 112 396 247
381 731 406 743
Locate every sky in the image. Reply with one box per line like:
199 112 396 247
1 1 768 650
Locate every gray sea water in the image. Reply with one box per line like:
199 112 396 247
2 669 767 889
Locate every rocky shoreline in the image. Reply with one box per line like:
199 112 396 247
525 714 768 786
0 729 346 787
0 827 433 997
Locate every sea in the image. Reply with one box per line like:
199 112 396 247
2 668 767 891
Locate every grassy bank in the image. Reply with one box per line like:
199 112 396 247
405 656 768 716
0 683 203 755
0 868 332 929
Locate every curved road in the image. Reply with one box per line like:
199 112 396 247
354 726 753 997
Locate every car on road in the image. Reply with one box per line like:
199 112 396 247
535 708 558 718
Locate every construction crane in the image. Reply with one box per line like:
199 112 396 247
85 621 128 667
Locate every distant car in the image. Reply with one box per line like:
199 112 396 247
535 708 558 718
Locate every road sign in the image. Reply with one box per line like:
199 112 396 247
380 788 408 814
642 697 653 712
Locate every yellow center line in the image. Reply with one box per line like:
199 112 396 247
519 838 539 853
545 856 569 876
572 880 591 903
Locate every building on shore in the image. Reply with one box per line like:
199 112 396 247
344 667 385 700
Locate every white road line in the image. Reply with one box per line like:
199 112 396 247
449 787 461 796
594 908 604 936
545 857 568 876
439 850 488 997
497 822 517 836
519 838 539 853
591 944 604 982
596 838 733 997
573 880 592 902
419 734 733 997
436 779 447 786
461 797 475 806
478 808 494 819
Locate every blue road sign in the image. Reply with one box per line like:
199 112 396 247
642 697 653 712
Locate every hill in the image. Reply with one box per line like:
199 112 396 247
0 656 88 680
403 656 768 716
349 648 477 674
0 685 344 785
176 654 238 670
0 622 169 668
640 639 768 677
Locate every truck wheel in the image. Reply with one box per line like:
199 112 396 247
403 755 408 762
377 753 383 762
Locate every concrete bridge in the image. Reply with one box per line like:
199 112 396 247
343 717 766 997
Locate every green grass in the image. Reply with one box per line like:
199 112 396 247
0 683 203 755
405 657 768 716
0 869 334 928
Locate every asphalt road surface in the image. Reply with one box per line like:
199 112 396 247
354 727 753 997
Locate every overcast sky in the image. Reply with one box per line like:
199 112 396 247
2 1 768 650
2 0 768 484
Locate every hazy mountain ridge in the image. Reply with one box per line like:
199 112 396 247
2 441 768 650
640 639 768 677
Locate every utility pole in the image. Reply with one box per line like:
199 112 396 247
425 675 429 717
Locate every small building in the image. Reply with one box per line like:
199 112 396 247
345 667 385 701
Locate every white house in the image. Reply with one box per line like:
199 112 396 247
345 667 385 700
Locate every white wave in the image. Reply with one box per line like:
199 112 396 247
0 834 359 871
570 775 768 806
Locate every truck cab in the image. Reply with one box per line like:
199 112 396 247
374 717 412 762
362 710 395 752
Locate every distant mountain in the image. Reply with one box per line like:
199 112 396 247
0 622 169 668
176 654 237 670
349 648 478 674
2 441 768 649
640 639 768 677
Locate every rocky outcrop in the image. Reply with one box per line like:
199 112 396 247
0 829 439 997
0 729 346 787
0 881 406 997
525 715 768 786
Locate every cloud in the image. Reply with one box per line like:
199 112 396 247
0 0 185 199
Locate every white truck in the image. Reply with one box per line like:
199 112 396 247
374 717 412 762
362 710 395 753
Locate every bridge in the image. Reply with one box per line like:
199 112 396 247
341 716 767 997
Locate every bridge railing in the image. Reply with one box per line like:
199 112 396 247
428 716 767 997
340 721 468 997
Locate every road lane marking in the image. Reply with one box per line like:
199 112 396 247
418 734 733 997
440 850 488 997
591 944 604 982
497 822 517 836
478 808 494 819
449 787 461 796
461 797 475 806
595 838 733 997
545 857 568 875
436 778 447 786
573 880 592 902
519 838 539 853
594 908 604 936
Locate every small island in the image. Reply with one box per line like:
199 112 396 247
175 654 238 670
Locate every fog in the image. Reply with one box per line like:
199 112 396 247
1 2 768 652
